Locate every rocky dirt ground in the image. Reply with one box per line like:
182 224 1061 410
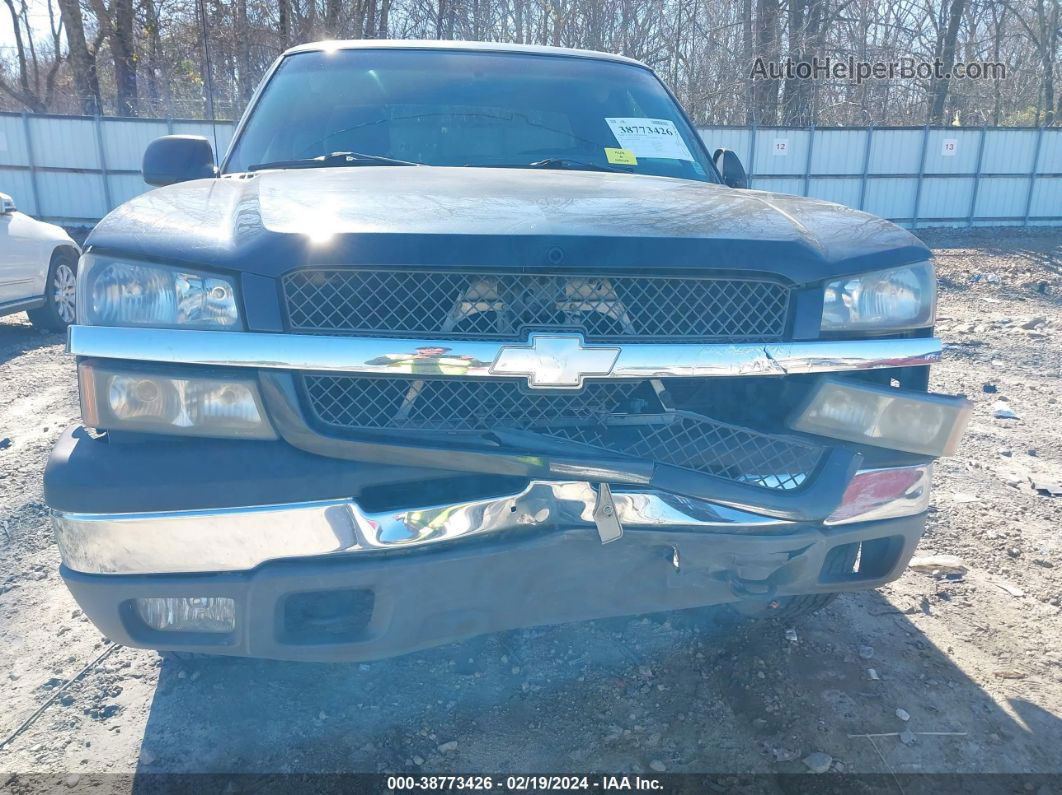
0 229 1059 791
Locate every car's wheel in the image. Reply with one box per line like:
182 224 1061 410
28 250 78 331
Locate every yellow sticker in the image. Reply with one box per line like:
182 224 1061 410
604 147 638 166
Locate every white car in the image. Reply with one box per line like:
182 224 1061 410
0 191 81 330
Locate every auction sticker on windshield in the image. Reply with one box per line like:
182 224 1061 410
605 118 694 161
604 147 638 165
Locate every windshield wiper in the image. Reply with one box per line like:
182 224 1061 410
470 159 630 174
528 158 629 173
249 151 419 171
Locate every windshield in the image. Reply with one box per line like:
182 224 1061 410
224 48 717 183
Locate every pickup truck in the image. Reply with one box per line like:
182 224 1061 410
46 40 971 662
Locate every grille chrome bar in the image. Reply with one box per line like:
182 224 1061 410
67 326 943 380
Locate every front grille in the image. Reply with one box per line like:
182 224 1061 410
283 269 790 342
546 417 820 491
303 375 648 431
301 375 822 491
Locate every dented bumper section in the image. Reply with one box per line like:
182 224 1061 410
54 464 931 575
59 506 926 662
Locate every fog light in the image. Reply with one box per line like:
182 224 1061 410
135 597 236 633
79 361 275 439
789 377 971 457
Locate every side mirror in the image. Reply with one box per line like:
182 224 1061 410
0 192 16 214
712 148 748 189
143 135 216 186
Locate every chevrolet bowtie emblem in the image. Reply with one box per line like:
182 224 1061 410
490 334 621 389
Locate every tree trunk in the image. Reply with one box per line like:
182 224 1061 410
742 0 753 124
1039 0 1058 126
990 4 1005 125
141 0 163 114
325 0 341 36
377 0 390 37
0 0 48 111
278 0 289 50
782 0 806 126
364 0 378 37
109 0 138 116
928 0 965 125
3 0 32 98
752 0 780 125
787 0 825 125
1044 49 1056 126
235 0 251 102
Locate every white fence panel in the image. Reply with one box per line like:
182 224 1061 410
975 177 1031 221
28 116 99 170
807 177 861 208
699 125 1061 227
0 115 32 167
865 128 924 174
808 130 865 175
101 119 172 171
0 112 237 225
864 177 919 220
0 113 1058 228
0 168 36 214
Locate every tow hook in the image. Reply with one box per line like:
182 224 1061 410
592 483 623 544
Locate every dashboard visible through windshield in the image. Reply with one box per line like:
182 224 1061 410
224 48 718 184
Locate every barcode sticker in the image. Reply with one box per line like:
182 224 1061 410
605 118 694 161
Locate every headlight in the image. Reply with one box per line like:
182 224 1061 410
820 262 936 332
77 254 240 330
789 377 971 457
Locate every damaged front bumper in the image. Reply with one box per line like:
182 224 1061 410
61 514 926 662
51 435 932 661
50 325 969 660
54 465 932 575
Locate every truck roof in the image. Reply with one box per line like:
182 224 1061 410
282 39 647 68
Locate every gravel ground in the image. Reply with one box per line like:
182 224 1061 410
0 229 1060 788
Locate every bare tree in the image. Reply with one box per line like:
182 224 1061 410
0 0 64 112
0 0 1054 126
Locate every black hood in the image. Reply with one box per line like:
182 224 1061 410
87 166 929 285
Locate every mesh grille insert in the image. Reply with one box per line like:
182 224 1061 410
301 375 822 491
303 375 645 431
283 270 790 342
543 417 820 491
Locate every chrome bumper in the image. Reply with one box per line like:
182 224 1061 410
67 325 942 382
55 465 931 575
